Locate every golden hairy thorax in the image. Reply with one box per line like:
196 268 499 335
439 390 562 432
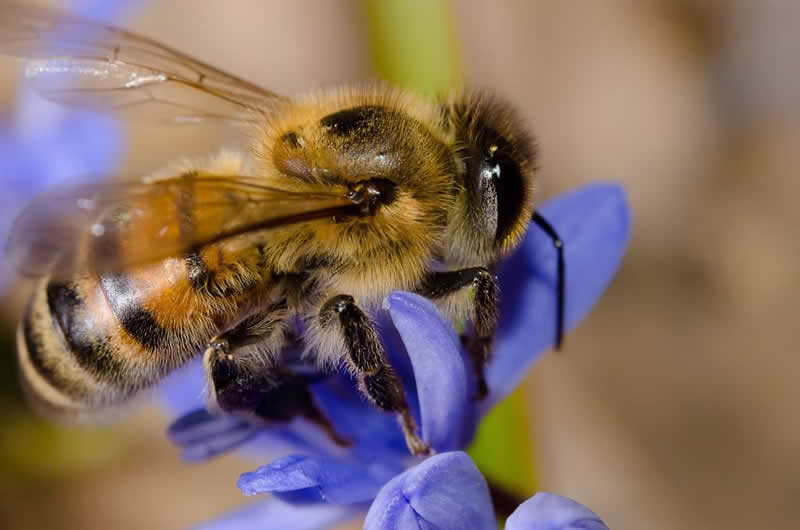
247 87 461 304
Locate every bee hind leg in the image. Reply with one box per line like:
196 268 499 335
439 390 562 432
203 310 349 446
319 294 431 456
417 267 498 400
203 308 285 412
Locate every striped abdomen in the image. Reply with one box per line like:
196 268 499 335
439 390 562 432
17 252 262 420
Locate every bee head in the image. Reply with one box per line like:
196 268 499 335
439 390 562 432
445 93 537 263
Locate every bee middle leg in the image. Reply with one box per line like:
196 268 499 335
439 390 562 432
319 294 431 456
417 267 498 399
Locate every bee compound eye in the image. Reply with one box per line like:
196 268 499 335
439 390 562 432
482 149 524 244
475 153 524 244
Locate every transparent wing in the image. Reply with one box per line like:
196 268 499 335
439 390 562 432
0 4 288 125
6 174 360 279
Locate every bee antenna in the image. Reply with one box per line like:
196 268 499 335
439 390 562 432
531 212 565 351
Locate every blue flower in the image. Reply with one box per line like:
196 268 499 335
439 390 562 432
363 452 608 530
199 451 610 530
0 0 141 291
197 452 610 530
164 183 631 528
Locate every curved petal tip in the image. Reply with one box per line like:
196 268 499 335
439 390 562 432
506 492 609 530
364 451 496 530
238 454 388 505
383 292 471 451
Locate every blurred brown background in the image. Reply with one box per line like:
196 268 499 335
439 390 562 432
1 1 799 528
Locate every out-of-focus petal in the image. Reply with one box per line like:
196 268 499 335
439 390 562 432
0 105 121 293
487 183 631 407
160 358 207 415
167 409 260 462
67 0 145 21
505 492 609 530
238 454 395 505
192 497 360 530
363 452 496 530
382 292 470 452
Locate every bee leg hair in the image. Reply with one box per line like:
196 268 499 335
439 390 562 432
319 294 431 456
417 267 498 400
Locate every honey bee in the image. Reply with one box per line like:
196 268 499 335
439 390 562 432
2 5 564 455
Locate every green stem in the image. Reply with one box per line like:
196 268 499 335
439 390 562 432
362 0 461 96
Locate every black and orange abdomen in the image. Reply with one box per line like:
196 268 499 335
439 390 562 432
17 252 257 420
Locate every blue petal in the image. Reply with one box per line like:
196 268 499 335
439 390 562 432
167 409 260 462
505 492 609 530
486 183 631 407
309 374 409 456
67 0 145 21
364 452 496 530
238 454 395 505
193 498 360 530
0 112 121 293
160 359 207 416
382 292 470 452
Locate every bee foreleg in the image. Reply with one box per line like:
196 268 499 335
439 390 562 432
319 294 431 456
417 267 498 399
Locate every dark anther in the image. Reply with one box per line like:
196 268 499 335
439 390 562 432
348 178 397 215
531 211 565 351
